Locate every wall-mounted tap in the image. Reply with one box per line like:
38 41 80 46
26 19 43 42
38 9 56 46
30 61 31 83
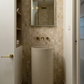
41 37 44 40
46 37 49 40
36 37 40 40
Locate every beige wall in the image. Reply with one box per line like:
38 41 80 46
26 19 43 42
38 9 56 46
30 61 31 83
63 0 76 84
22 0 64 84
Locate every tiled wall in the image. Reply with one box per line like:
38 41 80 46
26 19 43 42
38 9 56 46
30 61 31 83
22 0 64 84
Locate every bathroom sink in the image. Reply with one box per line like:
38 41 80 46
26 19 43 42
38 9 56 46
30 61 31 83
31 46 53 84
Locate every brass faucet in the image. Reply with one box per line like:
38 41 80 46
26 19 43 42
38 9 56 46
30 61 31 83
41 37 44 40
36 37 40 40
46 37 49 40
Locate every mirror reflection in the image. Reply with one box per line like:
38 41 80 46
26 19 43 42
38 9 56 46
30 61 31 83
31 0 54 26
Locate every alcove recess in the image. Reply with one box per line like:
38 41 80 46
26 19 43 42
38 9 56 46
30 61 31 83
16 0 22 47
